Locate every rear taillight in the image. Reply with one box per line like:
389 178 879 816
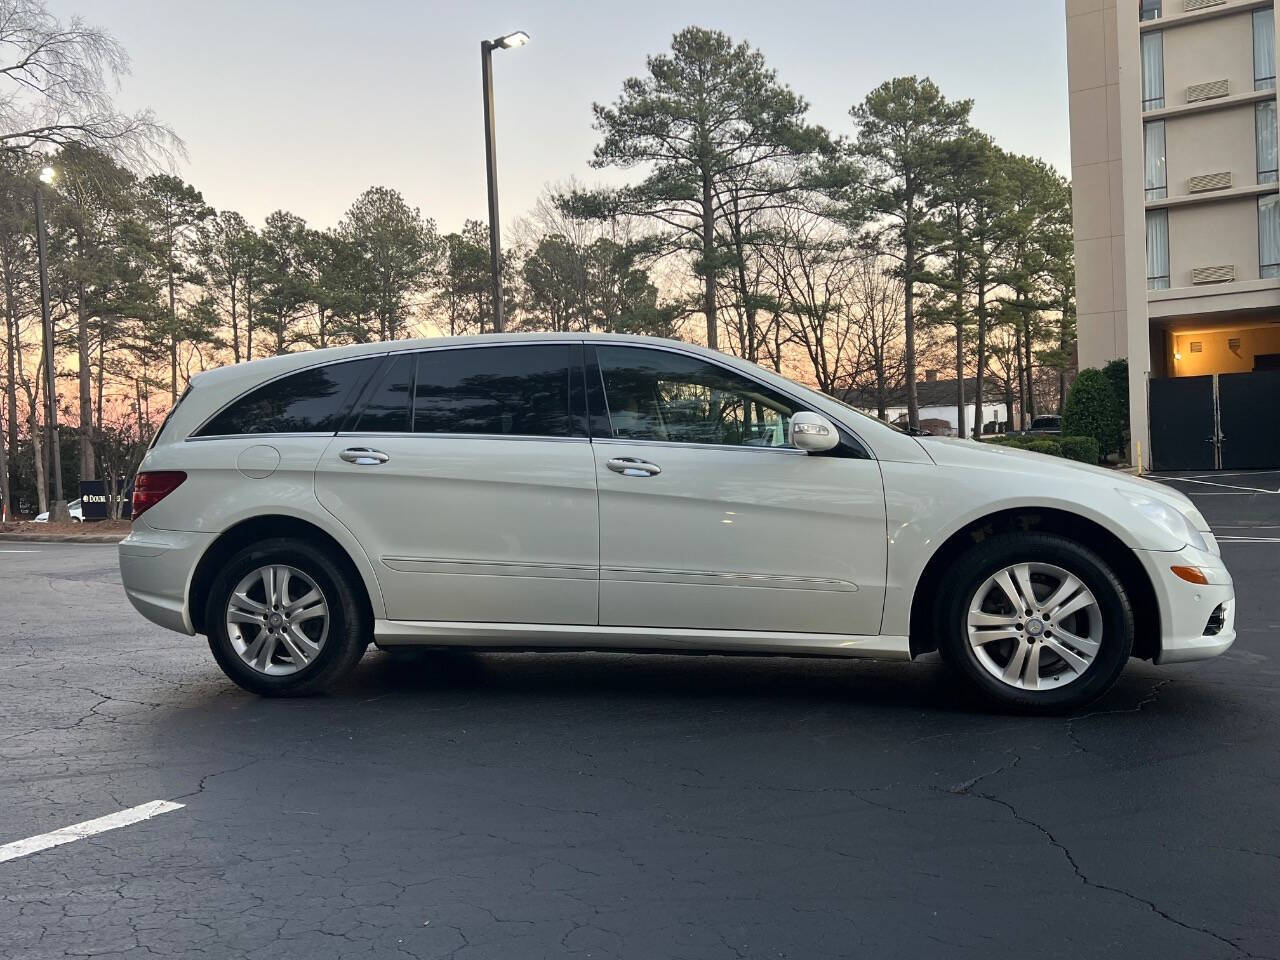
132 471 187 520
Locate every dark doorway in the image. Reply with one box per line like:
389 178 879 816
1219 370 1280 469
1254 353 1280 372
1150 376 1216 471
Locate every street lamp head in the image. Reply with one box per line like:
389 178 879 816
39 166 56 184
494 30 529 49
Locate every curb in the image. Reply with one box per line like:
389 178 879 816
0 532 125 544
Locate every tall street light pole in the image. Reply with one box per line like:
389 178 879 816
35 165 69 523
480 29 529 334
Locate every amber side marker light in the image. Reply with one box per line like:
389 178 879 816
1171 565 1210 585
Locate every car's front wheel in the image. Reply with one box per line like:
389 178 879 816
937 532 1134 712
205 537 368 696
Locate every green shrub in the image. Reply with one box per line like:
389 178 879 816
1062 368 1122 457
1026 439 1063 457
1102 358 1129 425
1060 435 1101 464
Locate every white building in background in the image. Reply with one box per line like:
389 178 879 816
846 371 1014 436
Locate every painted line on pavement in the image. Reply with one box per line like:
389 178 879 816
1161 472 1280 481
0 801 184 864
1216 536 1280 543
1150 476 1280 494
0 549 38 553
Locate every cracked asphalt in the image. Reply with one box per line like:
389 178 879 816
1 472 1278 959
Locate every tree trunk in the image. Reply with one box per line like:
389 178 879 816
230 279 241 363
0 417 7 520
1015 324 1027 430
953 247 966 440
1022 311 1036 426
1005 386 1015 434
903 226 919 431
1058 290 1070 410
700 170 718 351
168 264 178 404
28 356 47 515
245 271 254 361
2 278 17 518
77 287 95 481
96 335 105 431
973 281 987 437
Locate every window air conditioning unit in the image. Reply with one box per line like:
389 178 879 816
1188 172 1232 193
1186 80 1230 102
1190 264 1236 284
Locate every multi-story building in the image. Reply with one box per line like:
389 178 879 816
1066 0 1280 470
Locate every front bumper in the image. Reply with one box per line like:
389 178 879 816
1136 545 1236 664
118 520 214 635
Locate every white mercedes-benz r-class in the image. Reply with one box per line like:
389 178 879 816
118 334 1234 711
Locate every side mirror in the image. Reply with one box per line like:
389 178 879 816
789 411 839 453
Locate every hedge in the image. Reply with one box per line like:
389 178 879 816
980 433 1101 465
1060 435 1100 464
1025 439 1062 456
1062 368 1123 458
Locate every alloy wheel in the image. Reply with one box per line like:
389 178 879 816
225 564 329 676
966 562 1102 691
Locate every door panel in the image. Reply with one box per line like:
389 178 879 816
1219 370 1280 469
1150 376 1215 471
315 436 599 624
593 441 887 635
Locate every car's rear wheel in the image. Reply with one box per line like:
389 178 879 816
937 532 1133 713
205 537 368 696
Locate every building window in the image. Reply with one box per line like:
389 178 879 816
1144 121 1167 199
1258 101 1278 184
1141 31 1165 110
1256 8 1277 90
1260 194 1280 279
1139 0 1160 21
1147 209 1170 289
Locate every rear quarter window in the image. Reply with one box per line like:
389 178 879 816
194 357 379 437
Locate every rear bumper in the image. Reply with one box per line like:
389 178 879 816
118 521 213 635
1136 546 1236 664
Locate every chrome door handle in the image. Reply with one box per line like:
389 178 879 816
607 457 661 477
340 447 390 465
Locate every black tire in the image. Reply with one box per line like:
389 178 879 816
205 537 368 696
936 532 1133 713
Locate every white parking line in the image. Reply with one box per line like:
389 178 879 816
1150 476 1280 494
1164 472 1280 481
0 800 183 864
1217 536 1280 543
0 549 38 553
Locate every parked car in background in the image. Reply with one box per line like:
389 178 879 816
34 499 83 523
1024 415 1062 436
118 334 1234 712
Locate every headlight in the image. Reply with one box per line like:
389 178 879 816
1117 489 1209 552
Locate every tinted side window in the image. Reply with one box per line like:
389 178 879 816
595 345 797 448
196 358 377 437
413 345 574 437
352 354 413 432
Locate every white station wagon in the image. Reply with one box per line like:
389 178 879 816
119 334 1235 711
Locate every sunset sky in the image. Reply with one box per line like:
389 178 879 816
50 0 1070 234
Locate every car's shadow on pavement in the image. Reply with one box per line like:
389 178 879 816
207 645 1219 723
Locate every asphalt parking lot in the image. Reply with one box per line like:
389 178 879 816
1 472 1278 960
